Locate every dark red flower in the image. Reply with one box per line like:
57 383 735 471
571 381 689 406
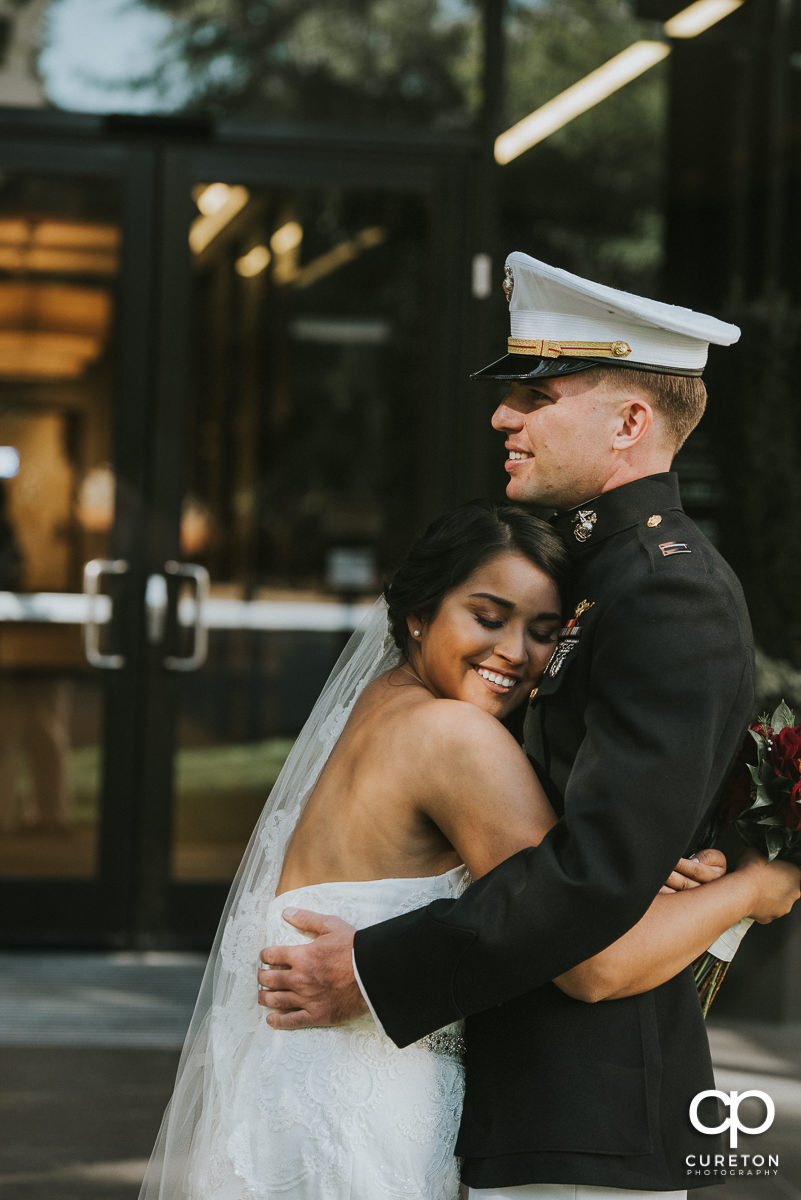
768 725 801 782
776 782 801 832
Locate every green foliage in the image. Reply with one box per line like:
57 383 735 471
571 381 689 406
133 0 483 126
772 700 795 735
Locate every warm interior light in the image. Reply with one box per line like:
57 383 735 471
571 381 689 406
0 282 111 332
270 221 303 255
0 282 112 380
75 463 115 533
0 217 120 275
0 346 89 378
0 246 118 274
0 332 102 379
195 182 235 216
189 185 250 255
235 245 272 277
270 219 304 285
0 331 99 358
495 41 670 164
664 0 743 38
0 217 120 250
290 227 387 290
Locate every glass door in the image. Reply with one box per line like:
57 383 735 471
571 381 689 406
0 131 155 944
144 135 474 944
0 120 476 949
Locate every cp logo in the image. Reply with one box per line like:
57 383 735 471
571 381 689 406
690 1089 775 1149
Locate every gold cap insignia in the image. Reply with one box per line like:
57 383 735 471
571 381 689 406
573 510 597 543
503 264 514 305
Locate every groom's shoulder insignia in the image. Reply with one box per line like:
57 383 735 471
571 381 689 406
638 512 694 566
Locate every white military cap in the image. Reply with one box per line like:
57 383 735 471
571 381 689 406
472 251 741 380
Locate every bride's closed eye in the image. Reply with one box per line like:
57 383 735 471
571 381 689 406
474 611 559 646
474 614 504 631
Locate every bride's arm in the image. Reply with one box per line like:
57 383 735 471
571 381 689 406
411 699 558 876
418 704 800 1004
555 849 800 1002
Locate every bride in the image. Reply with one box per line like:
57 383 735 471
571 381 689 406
139 500 799 1200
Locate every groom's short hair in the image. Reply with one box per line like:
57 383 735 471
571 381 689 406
583 365 708 454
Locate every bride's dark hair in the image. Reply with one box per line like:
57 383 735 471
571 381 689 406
384 499 569 655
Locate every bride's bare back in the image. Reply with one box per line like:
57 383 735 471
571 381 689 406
276 665 557 896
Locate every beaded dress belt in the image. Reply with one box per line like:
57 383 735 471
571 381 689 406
420 1029 467 1058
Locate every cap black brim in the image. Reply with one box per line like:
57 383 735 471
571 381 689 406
469 353 705 381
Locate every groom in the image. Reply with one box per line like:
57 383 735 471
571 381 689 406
259 253 753 1197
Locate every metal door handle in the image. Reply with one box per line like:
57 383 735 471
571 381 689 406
83 558 129 669
145 573 168 645
163 560 210 671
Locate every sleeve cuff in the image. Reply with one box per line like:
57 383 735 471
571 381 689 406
352 947 387 1035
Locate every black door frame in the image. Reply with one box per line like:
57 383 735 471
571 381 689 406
0 110 482 949
0 118 157 945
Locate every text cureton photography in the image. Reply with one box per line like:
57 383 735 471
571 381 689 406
687 1087 781 1180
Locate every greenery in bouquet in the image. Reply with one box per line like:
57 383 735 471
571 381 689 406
694 701 801 1016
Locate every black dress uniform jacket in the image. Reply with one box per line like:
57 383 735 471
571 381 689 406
354 473 754 1192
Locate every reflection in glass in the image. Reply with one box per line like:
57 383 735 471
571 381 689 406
0 171 121 880
38 1 479 130
171 180 430 881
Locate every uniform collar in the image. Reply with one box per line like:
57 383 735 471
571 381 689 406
552 472 683 555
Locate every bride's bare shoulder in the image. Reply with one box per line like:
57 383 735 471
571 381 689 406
378 683 523 762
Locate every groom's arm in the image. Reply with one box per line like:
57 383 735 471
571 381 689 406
351 560 753 1046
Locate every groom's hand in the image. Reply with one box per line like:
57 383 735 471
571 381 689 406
659 847 727 894
257 908 368 1029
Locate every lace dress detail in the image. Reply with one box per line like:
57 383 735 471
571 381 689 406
190 866 469 1200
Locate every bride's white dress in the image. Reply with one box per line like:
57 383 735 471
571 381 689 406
187 864 469 1200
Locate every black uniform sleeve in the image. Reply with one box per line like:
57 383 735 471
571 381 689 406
353 554 753 1047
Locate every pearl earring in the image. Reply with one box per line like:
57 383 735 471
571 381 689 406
412 629 421 638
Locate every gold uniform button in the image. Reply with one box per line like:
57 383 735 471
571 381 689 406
647 514 663 528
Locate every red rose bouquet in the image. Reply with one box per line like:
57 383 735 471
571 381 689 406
694 700 801 1016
